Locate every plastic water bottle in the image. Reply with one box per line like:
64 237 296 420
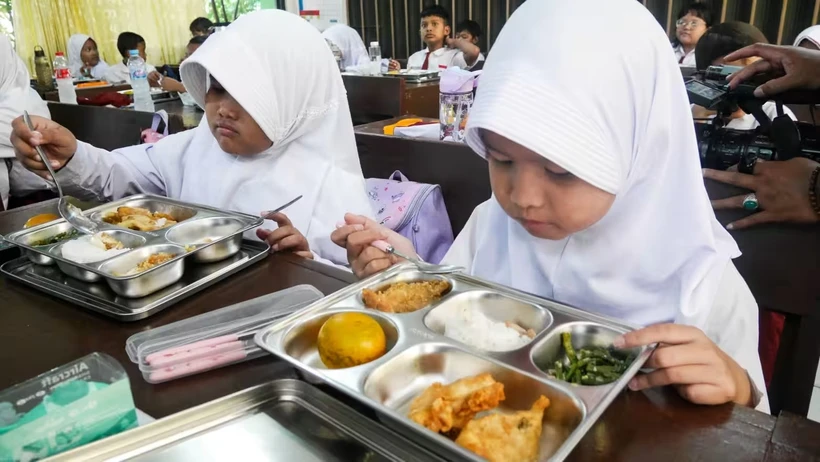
368 41 382 75
127 50 155 112
53 52 77 105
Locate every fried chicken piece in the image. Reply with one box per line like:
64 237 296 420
118 206 153 218
118 214 159 231
455 395 551 462
98 232 124 250
408 373 505 433
362 280 451 313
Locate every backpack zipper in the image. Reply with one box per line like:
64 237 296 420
395 184 438 230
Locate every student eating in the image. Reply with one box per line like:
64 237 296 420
335 0 767 412
10 10 373 266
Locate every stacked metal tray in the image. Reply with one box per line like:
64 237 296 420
255 264 654 461
48 379 448 462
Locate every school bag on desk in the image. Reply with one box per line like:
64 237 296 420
366 171 454 264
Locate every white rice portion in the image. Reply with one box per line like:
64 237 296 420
61 234 131 264
443 306 533 352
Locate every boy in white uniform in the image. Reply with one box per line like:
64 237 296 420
389 5 480 71
103 32 160 86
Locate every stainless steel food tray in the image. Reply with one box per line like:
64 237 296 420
4 194 263 298
381 70 441 82
255 263 654 461
48 379 447 462
1 240 269 321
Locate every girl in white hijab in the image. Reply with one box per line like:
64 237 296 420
322 24 369 70
794 25 820 49
10 10 373 265
67 34 109 79
0 35 52 210
333 0 768 412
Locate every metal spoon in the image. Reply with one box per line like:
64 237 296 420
23 111 98 235
371 240 463 274
261 195 303 220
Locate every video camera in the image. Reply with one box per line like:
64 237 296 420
685 65 820 172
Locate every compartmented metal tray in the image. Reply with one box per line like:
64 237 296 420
255 264 654 461
4 194 263 298
1 240 269 321
381 69 441 82
48 379 449 462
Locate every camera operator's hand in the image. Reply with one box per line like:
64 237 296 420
725 44 820 98
703 158 820 230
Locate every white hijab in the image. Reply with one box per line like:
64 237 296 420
176 10 372 263
794 25 820 48
67 34 109 79
459 0 740 327
0 35 51 207
1 35 50 159
322 24 369 70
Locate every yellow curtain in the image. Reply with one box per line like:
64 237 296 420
13 0 205 73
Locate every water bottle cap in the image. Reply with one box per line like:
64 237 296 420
370 42 379 47
55 51 64 56
129 49 139 56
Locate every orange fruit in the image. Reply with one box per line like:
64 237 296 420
317 313 387 369
24 213 59 228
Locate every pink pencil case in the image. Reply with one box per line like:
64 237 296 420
125 285 323 384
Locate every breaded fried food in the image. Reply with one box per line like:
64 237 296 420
362 280 451 313
455 395 551 462
129 252 175 274
408 373 505 433
103 206 178 231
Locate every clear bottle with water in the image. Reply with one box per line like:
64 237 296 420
368 41 382 75
127 50 155 112
53 52 77 105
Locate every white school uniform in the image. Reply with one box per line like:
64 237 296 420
407 46 471 70
53 10 373 265
451 0 767 411
103 61 158 84
0 35 53 209
67 34 110 80
726 101 797 130
673 43 696 66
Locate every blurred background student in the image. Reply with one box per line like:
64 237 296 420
672 2 713 66
159 35 207 93
0 36 51 211
456 20 485 69
103 32 161 86
67 34 109 80
322 24 369 70
794 25 820 50
189 17 214 37
389 5 480 71
692 22 795 129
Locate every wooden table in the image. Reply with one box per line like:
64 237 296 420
1 245 818 460
44 84 132 102
343 75 439 124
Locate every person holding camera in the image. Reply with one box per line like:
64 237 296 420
702 43 820 229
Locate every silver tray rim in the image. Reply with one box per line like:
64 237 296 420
46 378 450 462
255 262 655 462
1 240 270 321
4 194 264 281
